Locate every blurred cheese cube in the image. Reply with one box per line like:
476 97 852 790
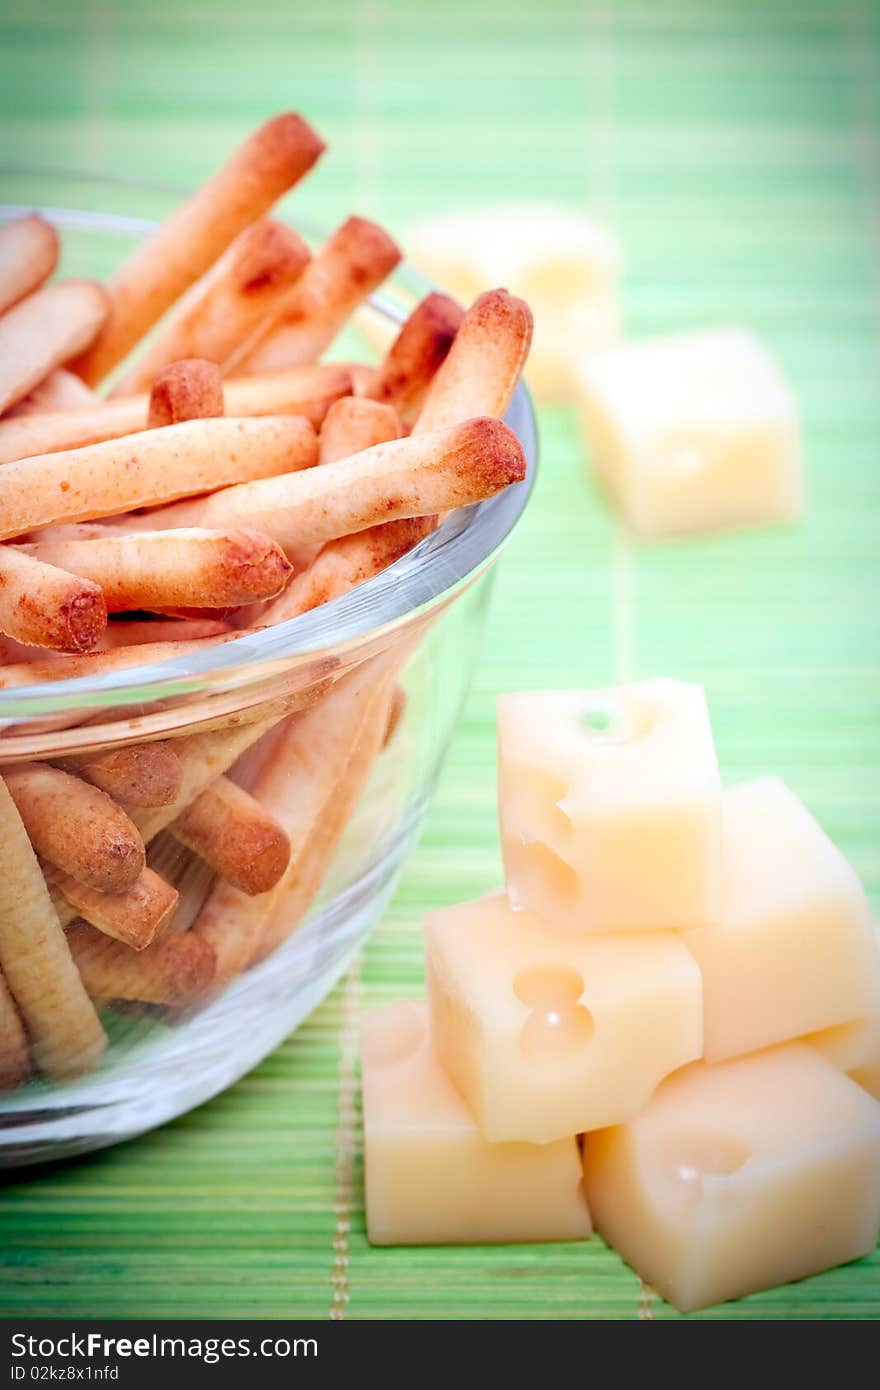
407 204 621 401
576 325 804 537
362 999 591 1245
809 930 880 1099
684 778 879 1063
498 679 722 935
425 893 702 1144
583 1044 880 1312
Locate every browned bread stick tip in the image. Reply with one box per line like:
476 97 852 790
68 920 215 1004
4 761 145 894
147 358 225 427
0 544 107 653
369 292 465 426
60 742 184 809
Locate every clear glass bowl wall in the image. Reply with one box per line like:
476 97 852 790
0 174 537 1166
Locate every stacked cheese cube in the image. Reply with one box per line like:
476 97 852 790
361 679 880 1312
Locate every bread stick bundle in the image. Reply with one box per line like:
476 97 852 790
0 112 534 1090
0 363 349 465
240 216 402 373
193 650 398 986
0 415 318 540
251 663 396 966
230 395 405 625
116 220 312 392
72 112 326 385
107 416 526 550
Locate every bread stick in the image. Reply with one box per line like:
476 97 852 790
258 517 431 624
171 775 291 895
0 543 107 652
72 112 326 385
224 364 353 428
25 528 292 612
193 654 394 985
0 214 58 314
4 762 145 892
54 867 178 949
252 667 393 964
369 292 464 426
0 968 29 1091
8 368 98 416
0 364 350 466
0 279 110 415
67 920 213 1004
0 415 317 540
128 689 322 845
94 618 231 650
0 628 246 689
0 777 106 1078
146 358 224 428
113 416 526 549
118 220 311 392
60 742 183 808
414 288 533 434
240 216 401 373
318 395 402 464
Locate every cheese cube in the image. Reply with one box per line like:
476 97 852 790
583 1045 880 1312
576 325 804 537
425 893 702 1144
361 1000 591 1245
407 204 621 402
809 931 880 1098
498 679 722 935
684 778 879 1063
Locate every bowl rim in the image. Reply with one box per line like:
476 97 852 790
0 181 538 723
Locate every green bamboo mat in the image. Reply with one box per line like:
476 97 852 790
1 0 879 1320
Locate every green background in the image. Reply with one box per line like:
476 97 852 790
1 0 879 1319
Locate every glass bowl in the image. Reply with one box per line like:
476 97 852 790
0 174 537 1167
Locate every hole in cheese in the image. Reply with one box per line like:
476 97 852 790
580 695 653 745
659 1127 752 1202
514 965 594 1061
